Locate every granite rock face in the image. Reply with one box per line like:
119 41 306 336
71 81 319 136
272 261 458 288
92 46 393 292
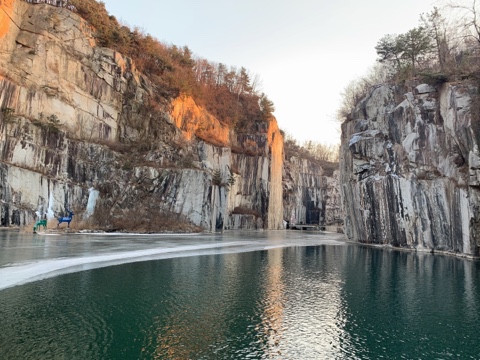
0 0 286 231
341 82 480 256
283 152 343 230
283 156 326 227
0 1 339 232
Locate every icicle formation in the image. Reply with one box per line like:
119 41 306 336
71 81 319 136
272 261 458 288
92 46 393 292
84 188 99 219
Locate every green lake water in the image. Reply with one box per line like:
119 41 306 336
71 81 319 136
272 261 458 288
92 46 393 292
0 231 479 359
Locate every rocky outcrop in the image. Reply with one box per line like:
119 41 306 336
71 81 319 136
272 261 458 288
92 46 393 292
283 154 342 230
283 156 326 226
341 82 480 256
0 0 286 231
325 170 343 228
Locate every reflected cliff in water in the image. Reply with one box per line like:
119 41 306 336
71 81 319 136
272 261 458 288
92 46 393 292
0 231 479 359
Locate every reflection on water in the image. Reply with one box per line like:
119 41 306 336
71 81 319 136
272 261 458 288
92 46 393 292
0 230 346 290
342 246 480 359
0 232 479 359
257 249 285 357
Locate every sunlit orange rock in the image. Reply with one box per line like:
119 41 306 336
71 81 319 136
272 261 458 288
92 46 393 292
266 117 284 229
0 0 16 39
171 95 231 147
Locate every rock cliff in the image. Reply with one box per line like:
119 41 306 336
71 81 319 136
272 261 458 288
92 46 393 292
0 0 290 231
341 81 480 256
283 153 342 230
0 0 340 232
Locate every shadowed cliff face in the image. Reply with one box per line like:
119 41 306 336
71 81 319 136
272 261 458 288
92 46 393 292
282 155 343 230
341 83 480 256
0 0 296 231
283 156 326 226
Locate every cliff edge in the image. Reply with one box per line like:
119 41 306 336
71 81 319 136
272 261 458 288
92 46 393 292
0 0 288 231
340 81 480 257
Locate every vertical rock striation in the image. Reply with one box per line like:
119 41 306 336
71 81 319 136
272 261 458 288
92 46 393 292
283 156 326 226
341 82 480 256
283 153 342 230
0 0 292 231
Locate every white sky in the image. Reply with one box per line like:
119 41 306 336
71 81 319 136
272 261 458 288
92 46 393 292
101 0 438 145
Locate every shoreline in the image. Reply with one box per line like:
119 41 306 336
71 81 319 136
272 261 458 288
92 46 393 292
3 226 478 259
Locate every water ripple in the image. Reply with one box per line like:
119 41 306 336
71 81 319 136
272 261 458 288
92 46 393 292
1 238 480 359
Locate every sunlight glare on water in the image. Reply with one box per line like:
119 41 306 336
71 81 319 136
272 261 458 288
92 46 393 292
0 230 479 359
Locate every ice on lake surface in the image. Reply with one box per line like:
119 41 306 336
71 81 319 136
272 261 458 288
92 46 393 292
0 230 347 291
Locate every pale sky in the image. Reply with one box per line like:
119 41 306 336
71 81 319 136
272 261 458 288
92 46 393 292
101 0 437 145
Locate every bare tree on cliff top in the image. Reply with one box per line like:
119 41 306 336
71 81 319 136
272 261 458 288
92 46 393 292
336 63 390 123
447 0 480 44
421 7 452 71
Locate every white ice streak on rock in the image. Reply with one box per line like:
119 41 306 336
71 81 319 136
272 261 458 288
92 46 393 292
84 187 99 219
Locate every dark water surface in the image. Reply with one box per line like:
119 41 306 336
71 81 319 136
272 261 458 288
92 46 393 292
0 231 479 359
